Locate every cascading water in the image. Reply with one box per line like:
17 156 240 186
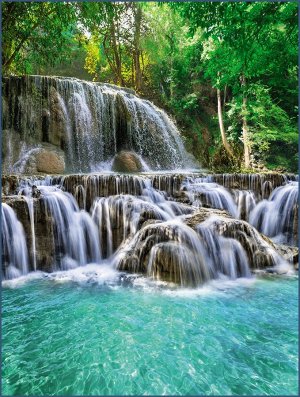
233 189 257 221
91 195 170 258
2 75 195 173
2 203 29 279
23 196 37 271
249 181 298 245
40 186 102 269
117 217 252 287
196 224 251 279
182 177 238 217
182 175 298 244
1 172 297 283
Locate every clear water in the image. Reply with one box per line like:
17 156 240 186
2 268 298 396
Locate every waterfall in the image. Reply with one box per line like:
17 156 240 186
249 182 298 245
40 186 101 269
91 195 169 258
90 181 192 258
3 75 195 173
233 190 257 221
2 75 297 285
196 225 251 279
1 172 297 282
182 178 238 217
2 203 29 279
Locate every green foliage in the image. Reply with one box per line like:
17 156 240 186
2 2 78 74
171 1 298 171
83 35 101 80
226 83 297 157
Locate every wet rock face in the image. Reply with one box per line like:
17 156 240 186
2 175 21 195
61 173 186 211
48 86 66 147
112 151 143 173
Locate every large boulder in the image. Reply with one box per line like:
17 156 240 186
9 143 65 174
36 149 65 174
112 151 143 173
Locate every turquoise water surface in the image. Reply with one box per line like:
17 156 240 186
2 266 298 396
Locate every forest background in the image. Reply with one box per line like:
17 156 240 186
2 1 298 172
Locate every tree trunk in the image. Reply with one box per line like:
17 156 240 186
131 58 134 87
110 18 124 86
103 35 119 85
166 34 175 100
217 88 233 157
133 4 142 91
241 75 251 168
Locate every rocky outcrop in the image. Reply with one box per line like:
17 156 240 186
2 141 65 175
274 244 298 265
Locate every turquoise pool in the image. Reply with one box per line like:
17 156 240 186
2 266 298 395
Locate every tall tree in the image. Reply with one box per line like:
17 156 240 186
132 3 143 91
